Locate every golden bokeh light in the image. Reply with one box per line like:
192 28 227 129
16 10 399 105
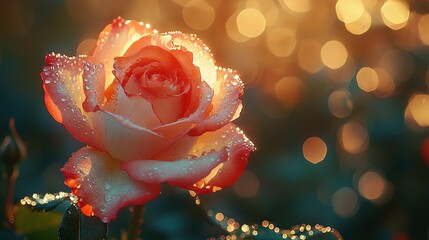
225 12 249 43
298 40 323 73
282 0 311 13
182 0 215 31
76 38 97 56
302 137 328 164
328 90 353 118
373 68 395 98
332 187 359 218
358 171 386 201
274 77 304 109
356 67 379 92
236 8 266 38
339 121 369 154
233 170 260 198
321 40 348 69
345 10 372 35
381 0 410 30
266 28 296 57
406 94 429 127
335 0 365 24
418 14 429 45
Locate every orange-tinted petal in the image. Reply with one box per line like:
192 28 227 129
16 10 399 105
189 69 244 136
41 53 101 150
122 148 228 186
92 17 157 89
82 61 105 112
61 147 160 223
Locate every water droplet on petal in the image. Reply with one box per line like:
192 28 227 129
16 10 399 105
104 182 111 190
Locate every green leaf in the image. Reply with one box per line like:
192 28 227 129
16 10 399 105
20 192 73 212
58 204 108 240
15 205 63 240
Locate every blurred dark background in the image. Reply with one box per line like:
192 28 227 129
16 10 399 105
1 0 429 239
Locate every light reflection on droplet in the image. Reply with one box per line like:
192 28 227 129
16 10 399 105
356 67 379 92
321 40 348 69
332 187 359 218
302 137 328 164
233 170 260 198
339 121 369 154
336 0 365 23
182 0 215 31
418 14 429 45
236 8 266 38
298 40 323 73
274 77 304 109
381 0 410 30
358 171 386 201
266 28 296 57
328 90 353 118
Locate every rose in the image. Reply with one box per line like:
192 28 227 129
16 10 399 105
41 17 255 223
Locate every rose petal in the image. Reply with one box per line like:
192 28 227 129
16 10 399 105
160 33 217 87
102 80 161 129
61 147 160 223
41 53 101 150
189 69 244 136
92 17 156 89
92 110 170 161
82 61 105 112
152 80 213 139
121 148 228 186
151 95 186 124
185 123 255 194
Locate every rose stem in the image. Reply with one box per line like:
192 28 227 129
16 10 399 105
5 167 18 227
127 204 145 240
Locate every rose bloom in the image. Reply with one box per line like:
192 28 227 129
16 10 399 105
41 17 255 223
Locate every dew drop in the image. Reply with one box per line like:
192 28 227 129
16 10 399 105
61 97 66 102
104 182 111 190
102 217 108 223
44 79 51 84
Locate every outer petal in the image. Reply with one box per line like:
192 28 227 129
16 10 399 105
121 149 228 186
189 69 244 136
160 32 217 87
82 61 106 112
92 110 169 161
92 17 157 89
182 123 255 194
41 53 101 150
61 147 160 223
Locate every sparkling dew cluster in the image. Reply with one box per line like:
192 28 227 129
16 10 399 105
41 17 255 223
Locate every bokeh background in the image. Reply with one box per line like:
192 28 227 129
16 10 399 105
1 0 429 239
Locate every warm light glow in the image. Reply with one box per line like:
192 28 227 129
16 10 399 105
332 187 359 218
282 0 311 13
381 0 410 30
233 170 260 198
418 14 429 45
236 8 266 38
356 67 379 92
345 10 371 35
266 28 296 57
274 77 304 109
302 137 328 164
225 12 249 42
298 40 323 73
328 90 353 118
321 40 348 69
182 0 215 31
406 94 429 127
215 212 224 222
339 121 368 154
336 0 365 23
374 68 395 98
358 171 386 201
76 38 97 56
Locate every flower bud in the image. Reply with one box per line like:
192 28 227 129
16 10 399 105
0 119 26 178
